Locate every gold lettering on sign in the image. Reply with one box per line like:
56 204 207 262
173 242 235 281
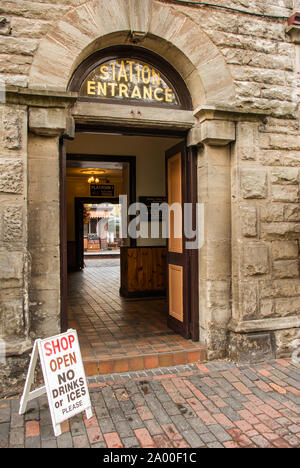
119 83 129 98
108 82 117 97
110 62 116 81
118 61 128 82
154 88 163 101
131 85 142 99
152 70 161 86
127 60 135 82
165 89 173 103
87 81 95 95
100 65 109 80
81 59 178 106
142 65 151 84
143 86 152 100
97 82 107 96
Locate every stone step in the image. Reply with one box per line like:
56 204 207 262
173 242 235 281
83 347 207 376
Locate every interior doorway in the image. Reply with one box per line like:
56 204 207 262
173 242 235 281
83 202 121 257
63 130 203 374
74 198 123 269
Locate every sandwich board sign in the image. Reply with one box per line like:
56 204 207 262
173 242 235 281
19 329 92 437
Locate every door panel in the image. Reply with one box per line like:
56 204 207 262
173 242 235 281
168 153 183 254
168 264 184 322
166 142 189 338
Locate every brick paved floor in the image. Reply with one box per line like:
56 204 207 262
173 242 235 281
68 259 206 375
0 358 299 448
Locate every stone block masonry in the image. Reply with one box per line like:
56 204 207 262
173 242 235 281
0 0 299 396
0 102 31 397
229 110 300 360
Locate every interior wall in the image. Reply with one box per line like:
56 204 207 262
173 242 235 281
66 134 182 246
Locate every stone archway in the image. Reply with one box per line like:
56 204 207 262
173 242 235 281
26 0 239 361
28 0 235 109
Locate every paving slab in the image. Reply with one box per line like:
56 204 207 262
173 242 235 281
1 359 299 448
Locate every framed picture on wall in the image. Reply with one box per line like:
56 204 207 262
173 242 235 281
139 196 167 221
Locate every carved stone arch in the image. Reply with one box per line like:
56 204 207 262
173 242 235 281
28 0 235 108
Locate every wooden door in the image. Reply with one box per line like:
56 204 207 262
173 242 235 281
166 142 190 339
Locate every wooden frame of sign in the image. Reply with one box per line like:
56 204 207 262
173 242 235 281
19 329 92 437
90 183 115 197
68 45 192 111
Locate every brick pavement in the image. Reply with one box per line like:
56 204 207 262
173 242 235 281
0 359 299 448
68 259 206 375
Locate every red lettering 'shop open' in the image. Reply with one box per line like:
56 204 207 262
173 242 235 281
19 330 92 437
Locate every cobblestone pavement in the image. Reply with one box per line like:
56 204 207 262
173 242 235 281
0 359 299 448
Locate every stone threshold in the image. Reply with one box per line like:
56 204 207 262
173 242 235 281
83 346 207 377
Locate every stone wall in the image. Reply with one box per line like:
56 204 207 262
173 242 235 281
195 130 233 360
27 134 61 341
229 116 300 362
0 101 32 396
0 0 300 395
0 95 74 396
0 0 297 111
0 0 297 109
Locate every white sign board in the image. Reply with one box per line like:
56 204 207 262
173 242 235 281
19 330 92 437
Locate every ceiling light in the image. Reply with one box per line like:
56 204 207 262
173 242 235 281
80 169 106 175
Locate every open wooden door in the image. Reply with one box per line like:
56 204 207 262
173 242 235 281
166 142 191 339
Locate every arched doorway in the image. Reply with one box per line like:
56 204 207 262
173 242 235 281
27 0 237 370
61 44 204 374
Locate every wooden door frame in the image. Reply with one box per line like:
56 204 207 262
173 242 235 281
166 142 199 342
67 153 137 219
187 145 200 342
60 127 199 341
67 153 137 270
68 45 193 111
166 143 189 339
60 138 68 332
